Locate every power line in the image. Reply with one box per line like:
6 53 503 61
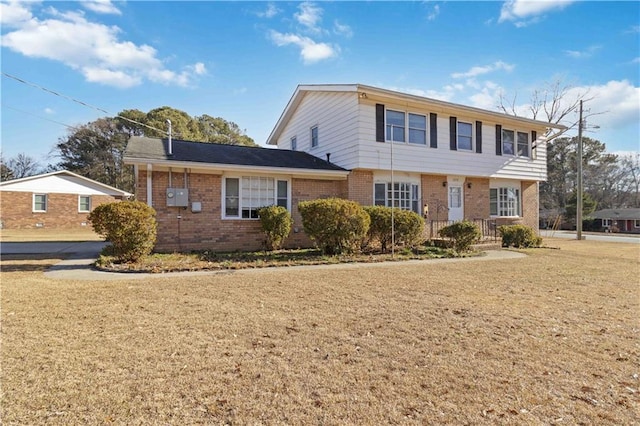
2 104 77 129
1 72 167 135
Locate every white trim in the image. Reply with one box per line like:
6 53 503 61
310 125 319 149
146 163 153 207
456 120 474 152
221 174 292 220
0 170 131 197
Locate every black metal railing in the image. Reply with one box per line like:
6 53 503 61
428 218 498 242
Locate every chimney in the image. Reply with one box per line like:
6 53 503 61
166 119 173 156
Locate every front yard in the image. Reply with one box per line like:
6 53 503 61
1 239 638 424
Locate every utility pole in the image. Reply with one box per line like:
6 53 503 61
576 100 583 240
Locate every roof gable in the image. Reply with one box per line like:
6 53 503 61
0 170 132 196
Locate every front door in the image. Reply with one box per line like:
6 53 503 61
448 185 464 221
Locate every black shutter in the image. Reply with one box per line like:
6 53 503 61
475 121 483 153
495 124 502 156
429 113 437 148
531 130 537 159
375 104 385 142
449 116 457 151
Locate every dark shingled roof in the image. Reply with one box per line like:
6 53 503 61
591 208 640 220
124 137 347 172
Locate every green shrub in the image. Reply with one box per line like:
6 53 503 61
438 220 482 252
88 200 157 262
364 206 425 252
298 198 370 255
498 224 542 248
257 205 293 250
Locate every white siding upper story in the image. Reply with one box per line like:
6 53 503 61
269 84 565 182
0 171 132 197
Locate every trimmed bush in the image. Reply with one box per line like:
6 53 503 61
88 201 157 262
498 224 542 248
438 220 482 252
364 206 425 252
257 205 293 250
298 198 370 255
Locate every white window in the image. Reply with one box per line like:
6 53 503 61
33 194 47 212
387 110 427 145
291 136 297 151
490 187 521 217
79 195 91 212
224 177 289 219
386 110 405 142
374 182 420 213
449 186 462 208
311 126 318 148
602 218 611 227
408 113 426 145
502 129 515 156
517 131 529 157
457 121 473 151
635 219 640 228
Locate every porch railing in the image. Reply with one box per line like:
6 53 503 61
428 219 498 241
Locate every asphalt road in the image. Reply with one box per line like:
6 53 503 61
539 230 640 244
0 241 108 255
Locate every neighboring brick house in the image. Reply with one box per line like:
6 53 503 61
592 208 640 234
0 170 132 229
125 84 565 252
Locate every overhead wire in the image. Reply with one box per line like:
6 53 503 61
2 104 77 129
1 72 168 134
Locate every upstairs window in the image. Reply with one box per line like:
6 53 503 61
33 194 47 212
224 177 289 219
517 132 529 157
502 129 515 156
311 126 319 148
386 110 405 142
291 136 297 151
408 113 426 145
457 121 473 151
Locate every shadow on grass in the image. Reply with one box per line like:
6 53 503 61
0 254 64 273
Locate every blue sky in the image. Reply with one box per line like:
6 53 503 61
1 0 639 165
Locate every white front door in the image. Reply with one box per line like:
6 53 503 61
448 185 464 221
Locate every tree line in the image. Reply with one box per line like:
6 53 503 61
1 107 256 193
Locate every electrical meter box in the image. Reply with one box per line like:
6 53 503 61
166 188 189 207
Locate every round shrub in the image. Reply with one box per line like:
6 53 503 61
498 224 542 248
364 206 425 252
438 220 481 252
298 198 370 255
257 205 293 250
88 200 157 262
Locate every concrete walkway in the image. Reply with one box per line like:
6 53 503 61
38 249 527 281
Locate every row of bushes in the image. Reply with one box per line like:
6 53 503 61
90 199 541 262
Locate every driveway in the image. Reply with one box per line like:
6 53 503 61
1 241 108 255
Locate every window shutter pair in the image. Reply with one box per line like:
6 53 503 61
376 104 439 148
449 117 483 153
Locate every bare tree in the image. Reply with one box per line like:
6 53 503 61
617 153 640 207
4 153 41 179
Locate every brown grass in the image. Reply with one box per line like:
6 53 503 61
1 239 638 425
0 228 103 242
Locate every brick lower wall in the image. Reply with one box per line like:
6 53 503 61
521 181 539 230
421 175 450 221
0 191 120 229
140 171 347 252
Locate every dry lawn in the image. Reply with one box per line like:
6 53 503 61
1 239 638 425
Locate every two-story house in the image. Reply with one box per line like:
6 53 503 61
124 84 564 252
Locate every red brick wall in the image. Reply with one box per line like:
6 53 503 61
521 181 539 230
137 171 347 252
464 177 490 220
346 170 373 205
421 175 449 221
0 191 120 229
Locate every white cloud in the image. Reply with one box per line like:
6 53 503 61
569 80 640 130
269 30 337 64
499 0 574 26
295 2 323 33
257 2 279 19
44 107 54 115
0 0 34 27
333 20 353 38
625 25 640 34
82 0 121 15
632 57 640 64
564 44 602 59
427 4 440 21
451 61 515 79
0 5 205 88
